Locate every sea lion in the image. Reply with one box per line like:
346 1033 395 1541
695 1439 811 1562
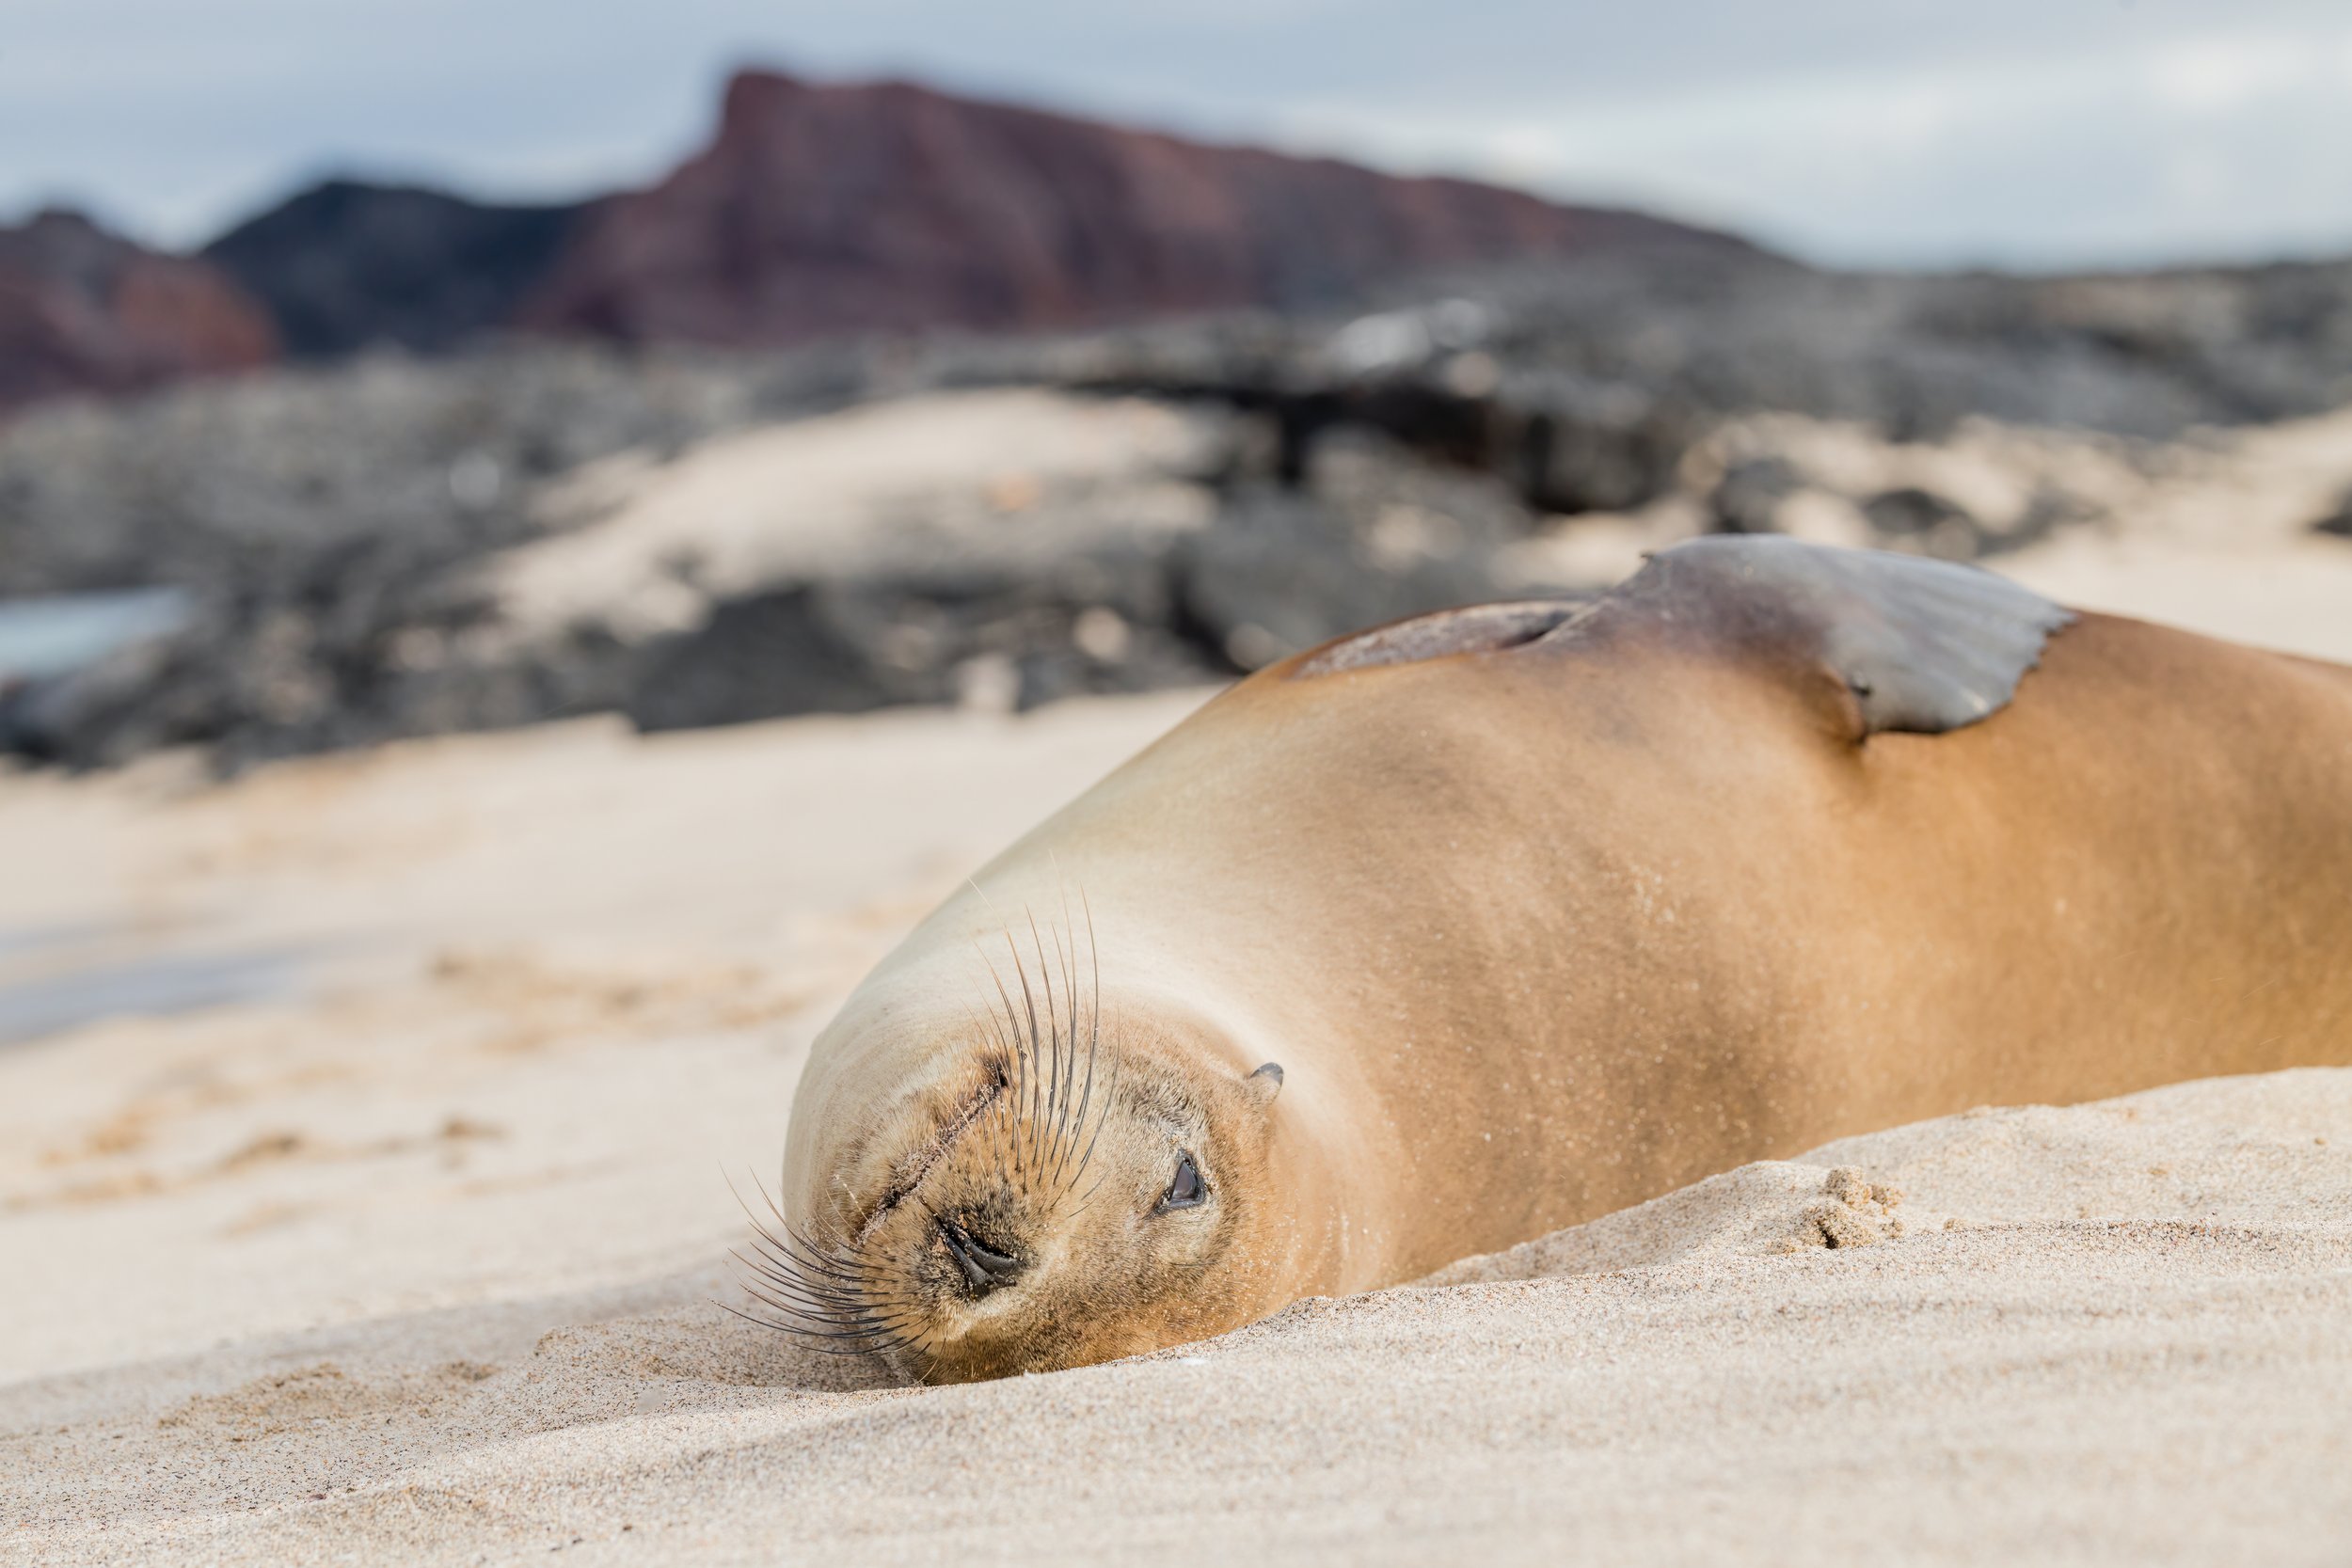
751 536 2352 1383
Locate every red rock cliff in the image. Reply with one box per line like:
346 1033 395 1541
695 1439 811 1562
521 71 1742 345
0 210 278 412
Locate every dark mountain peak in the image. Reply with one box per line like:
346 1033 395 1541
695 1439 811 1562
203 177 593 358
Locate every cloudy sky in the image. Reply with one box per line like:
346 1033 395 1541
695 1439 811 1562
7 0 2352 269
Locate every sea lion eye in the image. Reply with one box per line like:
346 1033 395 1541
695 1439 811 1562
1158 1150 1205 1212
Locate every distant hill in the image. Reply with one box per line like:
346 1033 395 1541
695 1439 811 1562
512 71 1756 345
186 69 1755 370
0 210 276 413
203 180 590 358
7 69 1761 411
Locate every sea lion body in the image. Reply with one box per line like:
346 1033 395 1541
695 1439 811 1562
771 539 2352 1381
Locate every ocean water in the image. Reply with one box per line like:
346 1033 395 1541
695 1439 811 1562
0 926 301 1047
0 588 191 685
0 589 297 1044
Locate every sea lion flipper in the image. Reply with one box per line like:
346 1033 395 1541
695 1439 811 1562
1594 535 2076 738
1289 541 2070 739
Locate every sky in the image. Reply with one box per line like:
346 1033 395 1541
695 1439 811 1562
6 0 2352 271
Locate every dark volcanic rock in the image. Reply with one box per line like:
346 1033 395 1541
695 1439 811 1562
1467 253 2352 440
2312 486 2352 540
625 553 1215 734
1709 456 1804 534
1507 377 1695 514
0 210 277 413
1861 486 1981 560
627 586 925 729
518 70 1751 347
0 342 879 768
617 430 1538 737
0 344 1565 768
205 180 594 358
1179 432 1537 668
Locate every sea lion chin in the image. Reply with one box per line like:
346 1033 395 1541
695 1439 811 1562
752 536 2352 1382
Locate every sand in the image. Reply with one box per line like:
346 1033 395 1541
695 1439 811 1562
490 389 1218 647
8 1071 2349 1565
6 547 2351 1564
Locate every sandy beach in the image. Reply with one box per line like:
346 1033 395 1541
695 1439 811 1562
13 10 2352 1560
6 545 2351 1563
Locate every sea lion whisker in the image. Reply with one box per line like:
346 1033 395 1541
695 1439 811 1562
723 1261 892 1330
1005 929 1051 1176
1058 901 1090 1172
730 1252 887 1329
728 1170 871 1290
1052 890 1083 1147
729 1269 894 1335
1057 1049 1121 1203
987 1081 1016 1196
715 1301 914 1356
1052 909 1079 1145
1047 888 1103 1193
1060 1164 1118 1221
727 1254 932 1340
716 1297 854 1338
968 946 1024 1069
1041 910 1082 1183
757 1241 871 1301
728 1182 845 1281
727 1243 838 1297
735 1212 859 1286
729 1276 893 1335
980 945 1038 1182
954 997 1024 1194
974 952 1026 1183
984 1048 1020 1198
957 993 1013 1074
773 1300 929 1332
1022 909 1067 1173
725 1242 887 1310
1043 890 1104 1196
731 1165 817 1249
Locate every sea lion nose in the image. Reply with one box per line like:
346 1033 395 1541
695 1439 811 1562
938 1219 1026 1294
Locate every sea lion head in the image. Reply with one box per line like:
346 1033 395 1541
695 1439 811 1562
752 927 1313 1384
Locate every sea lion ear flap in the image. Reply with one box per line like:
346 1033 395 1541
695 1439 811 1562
1244 1062 1284 1107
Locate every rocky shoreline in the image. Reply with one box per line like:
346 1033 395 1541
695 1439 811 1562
5 246 2351 770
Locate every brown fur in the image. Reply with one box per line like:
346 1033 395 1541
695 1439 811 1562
770 576 2352 1383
